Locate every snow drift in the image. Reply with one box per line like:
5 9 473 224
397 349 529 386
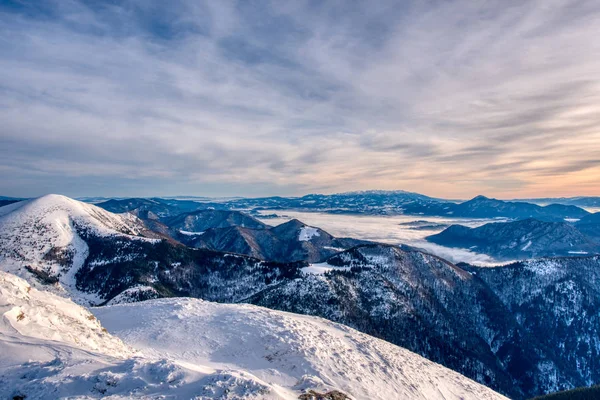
95 297 508 400
0 271 287 399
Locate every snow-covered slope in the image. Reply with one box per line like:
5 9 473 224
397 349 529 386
191 218 367 263
427 218 599 260
95 297 507 400
0 271 505 399
0 271 293 399
0 270 133 358
0 195 156 302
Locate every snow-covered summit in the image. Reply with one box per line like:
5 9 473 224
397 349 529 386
95 297 508 400
0 194 155 302
0 194 146 235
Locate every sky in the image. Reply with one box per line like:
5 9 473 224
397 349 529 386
1 0 600 199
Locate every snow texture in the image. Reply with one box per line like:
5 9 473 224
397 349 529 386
301 262 351 275
0 195 156 302
95 297 508 400
0 270 505 399
298 226 320 241
0 271 288 399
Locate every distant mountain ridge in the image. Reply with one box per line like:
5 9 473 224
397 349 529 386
514 196 600 208
2 190 588 221
2 195 600 397
0 196 26 208
95 192 590 221
447 195 589 221
164 208 268 232
427 218 600 260
220 192 589 220
222 190 456 216
188 218 368 263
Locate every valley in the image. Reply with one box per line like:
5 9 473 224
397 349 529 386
4 2 600 398
252 209 507 265
1 193 599 398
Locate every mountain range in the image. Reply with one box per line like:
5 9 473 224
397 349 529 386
91 191 591 221
226 192 590 221
515 196 600 208
96 197 222 219
186 218 368 263
427 218 600 260
249 245 600 399
1 194 600 398
163 208 269 231
576 212 600 238
94 204 371 263
1 271 505 400
446 195 589 221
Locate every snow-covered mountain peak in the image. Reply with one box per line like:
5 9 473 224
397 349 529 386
0 194 146 235
298 225 320 241
0 194 155 302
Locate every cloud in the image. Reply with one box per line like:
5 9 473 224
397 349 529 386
0 0 599 198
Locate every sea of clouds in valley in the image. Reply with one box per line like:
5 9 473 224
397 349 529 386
257 211 510 265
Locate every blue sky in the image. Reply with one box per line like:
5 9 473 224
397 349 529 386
1 0 599 198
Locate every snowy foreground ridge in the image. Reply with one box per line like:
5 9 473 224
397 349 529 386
0 271 506 399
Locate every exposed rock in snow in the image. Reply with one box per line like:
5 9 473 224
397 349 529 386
106 285 161 305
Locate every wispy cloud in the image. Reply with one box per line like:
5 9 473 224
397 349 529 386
1 0 599 198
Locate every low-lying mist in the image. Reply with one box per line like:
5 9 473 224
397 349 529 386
257 210 509 266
